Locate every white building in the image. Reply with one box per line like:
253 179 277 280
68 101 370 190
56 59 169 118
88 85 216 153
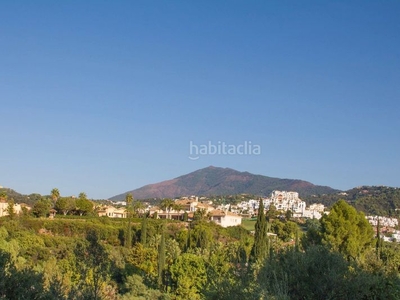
97 206 127 218
209 209 242 227
0 201 27 217
309 203 325 212
302 209 322 219
267 191 306 214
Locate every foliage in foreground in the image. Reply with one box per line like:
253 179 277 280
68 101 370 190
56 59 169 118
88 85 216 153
0 199 399 299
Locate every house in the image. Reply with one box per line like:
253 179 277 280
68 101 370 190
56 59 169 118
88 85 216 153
0 201 28 217
209 209 242 227
97 205 127 218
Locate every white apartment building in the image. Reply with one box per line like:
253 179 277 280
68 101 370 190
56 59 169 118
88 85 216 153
267 191 306 214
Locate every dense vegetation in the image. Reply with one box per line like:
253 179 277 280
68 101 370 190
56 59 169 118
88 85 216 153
303 186 400 216
1 196 400 299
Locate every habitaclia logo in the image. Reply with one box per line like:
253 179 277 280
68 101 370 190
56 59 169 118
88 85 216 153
189 141 261 160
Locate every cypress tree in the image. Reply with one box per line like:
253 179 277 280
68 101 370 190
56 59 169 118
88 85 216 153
251 198 269 262
125 193 133 248
186 226 191 251
183 211 188 222
376 217 381 259
158 226 166 291
140 216 148 246
295 229 299 252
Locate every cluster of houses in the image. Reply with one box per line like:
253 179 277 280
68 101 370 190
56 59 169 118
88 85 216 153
97 197 244 228
366 215 400 242
98 190 327 227
5 189 400 237
230 191 325 219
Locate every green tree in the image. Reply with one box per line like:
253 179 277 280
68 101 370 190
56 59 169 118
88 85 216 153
203 243 239 299
285 209 292 221
141 216 148 246
0 191 8 202
0 250 65 299
125 193 133 248
132 200 145 217
183 211 188 222
251 199 269 262
160 198 174 220
301 218 322 250
191 223 213 250
173 204 184 220
170 253 206 300
193 208 208 221
73 230 110 300
158 226 166 291
376 217 382 259
119 274 165 300
257 245 400 300
266 203 278 221
75 198 94 216
51 188 60 204
32 198 52 218
271 220 298 242
55 197 76 215
7 199 16 219
320 200 374 260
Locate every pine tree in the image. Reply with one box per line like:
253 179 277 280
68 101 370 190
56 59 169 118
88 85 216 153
158 226 166 291
251 198 269 262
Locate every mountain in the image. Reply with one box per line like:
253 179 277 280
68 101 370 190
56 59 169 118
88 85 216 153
109 166 339 200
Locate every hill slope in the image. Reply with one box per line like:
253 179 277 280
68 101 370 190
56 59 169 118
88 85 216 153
109 166 338 200
303 185 400 216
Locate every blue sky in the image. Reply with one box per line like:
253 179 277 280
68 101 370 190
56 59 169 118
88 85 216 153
1 1 399 199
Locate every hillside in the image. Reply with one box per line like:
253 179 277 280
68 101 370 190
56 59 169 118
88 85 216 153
303 185 400 216
109 166 338 200
0 187 42 206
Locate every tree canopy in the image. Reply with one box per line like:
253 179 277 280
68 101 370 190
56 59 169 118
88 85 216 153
320 200 374 260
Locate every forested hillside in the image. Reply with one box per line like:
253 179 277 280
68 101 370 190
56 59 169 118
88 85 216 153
303 186 400 216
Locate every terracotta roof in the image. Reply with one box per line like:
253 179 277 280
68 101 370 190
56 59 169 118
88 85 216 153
209 209 242 217
175 199 196 205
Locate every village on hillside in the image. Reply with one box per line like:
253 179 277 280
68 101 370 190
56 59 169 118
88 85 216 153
2 190 400 241
96 190 325 228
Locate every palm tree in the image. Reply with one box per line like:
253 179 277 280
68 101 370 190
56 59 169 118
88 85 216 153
132 200 145 217
126 193 133 205
173 203 184 220
194 208 208 221
51 188 60 207
160 198 174 220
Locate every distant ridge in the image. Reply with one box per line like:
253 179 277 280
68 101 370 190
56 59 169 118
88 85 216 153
109 166 339 200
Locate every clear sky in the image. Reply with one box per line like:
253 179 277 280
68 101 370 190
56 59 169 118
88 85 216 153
1 1 399 199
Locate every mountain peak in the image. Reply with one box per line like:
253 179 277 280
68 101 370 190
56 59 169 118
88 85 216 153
109 166 338 200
